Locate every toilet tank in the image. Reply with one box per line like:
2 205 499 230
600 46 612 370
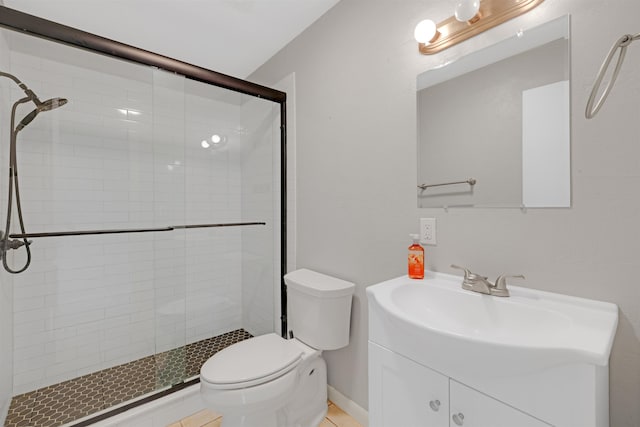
284 269 355 351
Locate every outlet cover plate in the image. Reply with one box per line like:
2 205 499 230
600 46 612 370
420 218 437 245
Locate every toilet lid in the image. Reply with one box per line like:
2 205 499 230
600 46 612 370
200 333 303 389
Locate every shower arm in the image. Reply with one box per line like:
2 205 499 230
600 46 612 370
0 71 20 85
0 71 41 106
586 32 640 119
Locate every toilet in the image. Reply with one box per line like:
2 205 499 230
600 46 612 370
200 269 355 427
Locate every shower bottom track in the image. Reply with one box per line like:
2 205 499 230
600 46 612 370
5 329 252 427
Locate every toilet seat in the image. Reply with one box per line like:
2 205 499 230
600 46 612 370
201 333 303 390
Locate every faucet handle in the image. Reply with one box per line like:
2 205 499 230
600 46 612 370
450 264 471 279
451 264 487 281
492 274 525 297
451 264 491 294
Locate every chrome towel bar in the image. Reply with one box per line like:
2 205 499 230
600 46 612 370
418 178 476 190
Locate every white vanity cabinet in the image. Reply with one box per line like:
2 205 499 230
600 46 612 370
367 273 617 426
369 342 551 427
369 342 449 427
449 380 549 427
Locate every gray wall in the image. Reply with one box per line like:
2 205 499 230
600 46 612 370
251 0 640 425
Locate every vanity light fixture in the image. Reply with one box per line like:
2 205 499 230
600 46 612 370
414 19 439 44
415 0 545 55
454 0 480 23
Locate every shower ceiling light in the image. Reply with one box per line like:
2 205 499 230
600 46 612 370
201 134 228 150
118 108 141 118
210 134 228 148
167 160 181 171
415 0 545 55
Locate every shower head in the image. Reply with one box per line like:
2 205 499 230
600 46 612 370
36 97 67 112
15 97 68 132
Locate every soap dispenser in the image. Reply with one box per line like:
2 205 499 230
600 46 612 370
408 234 424 279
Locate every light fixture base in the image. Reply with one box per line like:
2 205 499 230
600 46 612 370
418 0 545 55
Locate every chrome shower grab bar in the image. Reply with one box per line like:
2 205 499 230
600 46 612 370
586 32 640 119
9 221 266 239
418 178 476 190
172 222 265 229
10 226 174 238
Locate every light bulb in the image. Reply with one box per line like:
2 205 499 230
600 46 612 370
211 134 222 144
414 20 438 44
454 0 480 22
201 140 210 148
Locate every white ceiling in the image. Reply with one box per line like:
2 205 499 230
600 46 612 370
4 0 341 78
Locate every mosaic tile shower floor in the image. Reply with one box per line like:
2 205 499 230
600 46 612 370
5 329 252 427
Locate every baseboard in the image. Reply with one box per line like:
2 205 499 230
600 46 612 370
327 385 369 427
1 396 10 427
63 381 366 427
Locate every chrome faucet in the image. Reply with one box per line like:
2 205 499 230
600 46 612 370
451 264 524 297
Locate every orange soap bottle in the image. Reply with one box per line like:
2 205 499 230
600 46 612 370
408 234 424 279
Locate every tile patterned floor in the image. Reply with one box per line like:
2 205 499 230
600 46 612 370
5 329 252 427
168 400 363 427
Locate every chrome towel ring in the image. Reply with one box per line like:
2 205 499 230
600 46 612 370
585 32 640 119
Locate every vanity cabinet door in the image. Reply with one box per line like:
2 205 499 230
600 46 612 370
449 380 551 427
369 342 449 427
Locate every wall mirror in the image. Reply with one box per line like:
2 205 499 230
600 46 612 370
417 15 570 208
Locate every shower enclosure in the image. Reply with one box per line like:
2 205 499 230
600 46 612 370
0 7 286 426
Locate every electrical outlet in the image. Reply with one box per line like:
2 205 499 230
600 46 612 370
420 218 437 245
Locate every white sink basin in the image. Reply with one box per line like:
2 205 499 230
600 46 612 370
367 271 618 377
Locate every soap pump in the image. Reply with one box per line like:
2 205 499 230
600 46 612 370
408 234 424 279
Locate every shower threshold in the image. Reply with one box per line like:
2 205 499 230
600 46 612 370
5 329 252 427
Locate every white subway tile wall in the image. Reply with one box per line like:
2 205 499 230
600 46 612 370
0 27 16 425
6 31 279 394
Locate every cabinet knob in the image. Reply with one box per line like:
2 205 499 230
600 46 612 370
452 412 465 426
429 399 440 411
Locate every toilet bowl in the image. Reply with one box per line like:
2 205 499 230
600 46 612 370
200 269 355 427
201 333 326 427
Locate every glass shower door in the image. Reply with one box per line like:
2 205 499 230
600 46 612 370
152 69 187 388
1 19 283 425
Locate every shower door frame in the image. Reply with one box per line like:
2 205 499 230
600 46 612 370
0 5 288 425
